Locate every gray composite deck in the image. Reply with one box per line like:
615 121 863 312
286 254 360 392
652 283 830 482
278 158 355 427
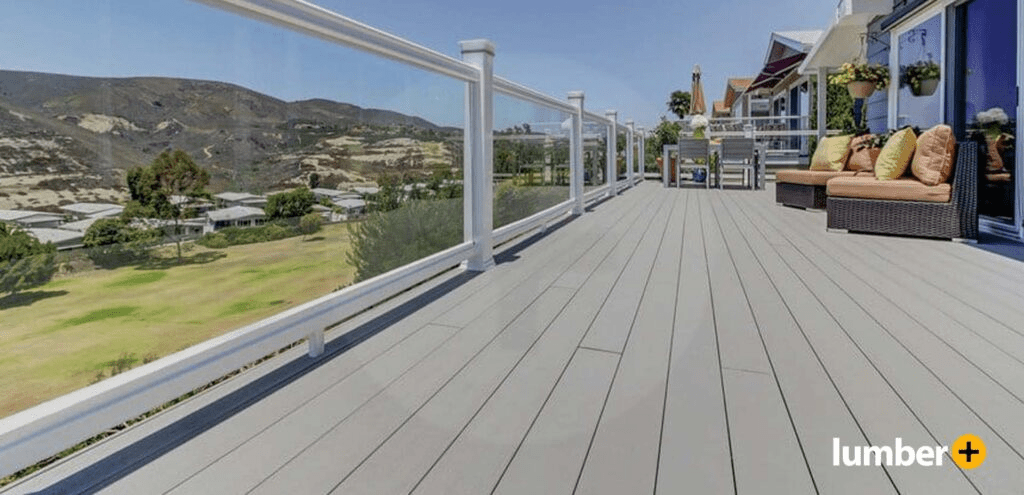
9 182 1024 494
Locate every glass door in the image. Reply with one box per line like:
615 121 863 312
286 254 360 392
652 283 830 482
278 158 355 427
959 0 1018 226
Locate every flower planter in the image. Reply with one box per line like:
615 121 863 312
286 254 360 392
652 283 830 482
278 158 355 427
847 81 876 99
913 78 939 97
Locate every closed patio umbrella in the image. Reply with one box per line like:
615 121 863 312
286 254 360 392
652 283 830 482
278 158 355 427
690 64 707 116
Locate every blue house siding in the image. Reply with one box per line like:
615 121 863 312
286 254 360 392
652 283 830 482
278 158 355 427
865 18 889 133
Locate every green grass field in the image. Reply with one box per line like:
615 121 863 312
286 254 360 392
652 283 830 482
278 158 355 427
0 223 356 417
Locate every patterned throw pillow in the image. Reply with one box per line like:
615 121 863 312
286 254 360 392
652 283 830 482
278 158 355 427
875 128 917 180
911 125 956 186
846 134 880 172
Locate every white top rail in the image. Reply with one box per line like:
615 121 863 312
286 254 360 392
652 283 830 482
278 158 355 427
192 0 479 82
493 77 577 114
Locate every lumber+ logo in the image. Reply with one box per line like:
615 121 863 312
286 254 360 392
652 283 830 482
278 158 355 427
833 435 985 469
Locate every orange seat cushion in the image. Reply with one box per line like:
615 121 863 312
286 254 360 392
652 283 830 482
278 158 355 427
776 169 858 186
827 176 951 203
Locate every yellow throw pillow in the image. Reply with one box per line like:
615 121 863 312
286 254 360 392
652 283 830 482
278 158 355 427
875 128 917 180
911 124 956 186
810 135 853 171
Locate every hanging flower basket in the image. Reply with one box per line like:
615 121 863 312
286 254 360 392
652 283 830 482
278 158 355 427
915 78 939 96
847 81 877 99
902 61 941 97
829 62 890 100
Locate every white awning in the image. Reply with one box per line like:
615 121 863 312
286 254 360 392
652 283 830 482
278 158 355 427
798 13 879 74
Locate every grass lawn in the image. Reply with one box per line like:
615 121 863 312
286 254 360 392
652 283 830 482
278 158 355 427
0 223 356 417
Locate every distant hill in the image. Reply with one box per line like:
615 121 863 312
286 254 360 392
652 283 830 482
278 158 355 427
0 70 459 207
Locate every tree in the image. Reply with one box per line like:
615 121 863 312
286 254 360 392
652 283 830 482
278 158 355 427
83 218 160 267
0 223 57 295
264 187 316 220
123 150 210 262
297 212 323 239
667 90 692 119
308 172 321 190
645 118 682 169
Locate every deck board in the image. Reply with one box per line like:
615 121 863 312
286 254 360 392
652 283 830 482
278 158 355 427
10 182 1024 495
710 193 895 494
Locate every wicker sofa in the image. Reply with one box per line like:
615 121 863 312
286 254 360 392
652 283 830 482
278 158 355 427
825 141 979 240
776 169 864 209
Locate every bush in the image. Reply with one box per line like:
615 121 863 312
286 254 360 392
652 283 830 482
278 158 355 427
83 218 160 268
196 222 299 248
298 213 323 238
1 224 57 294
494 183 566 229
347 197 462 282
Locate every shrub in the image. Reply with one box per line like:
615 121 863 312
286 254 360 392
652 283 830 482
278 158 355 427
298 212 323 238
347 197 462 282
0 224 57 295
196 222 299 248
265 187 315 220
83 218 160 268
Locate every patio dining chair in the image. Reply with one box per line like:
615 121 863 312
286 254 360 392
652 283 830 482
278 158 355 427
677 138 711 189
716 137 757 190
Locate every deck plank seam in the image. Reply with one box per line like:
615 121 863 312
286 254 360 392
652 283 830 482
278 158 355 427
576 345 622 356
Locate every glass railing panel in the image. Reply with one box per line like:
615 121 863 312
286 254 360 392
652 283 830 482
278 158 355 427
492 94 571 229
0 1 463 416
582 121 608 193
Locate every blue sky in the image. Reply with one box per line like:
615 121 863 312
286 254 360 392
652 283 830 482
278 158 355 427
0 0 835 130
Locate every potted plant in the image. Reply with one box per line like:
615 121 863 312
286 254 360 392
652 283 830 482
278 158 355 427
901 61 941 96
976 107 1012 171
829 62 890 99
688 114 709 139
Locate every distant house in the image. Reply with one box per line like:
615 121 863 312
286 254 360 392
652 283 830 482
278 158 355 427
58 217 101 233
332 198 366 218
352 186 380 196
59 202 123 220
309 188 348 202
170 195 215 215
0 210 64 229
214 192 267 209
26 228 84 250
204 206 266 233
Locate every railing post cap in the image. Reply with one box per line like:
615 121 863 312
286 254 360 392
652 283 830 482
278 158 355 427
459 39 495 55
626 119 634 125
605 109 617 117
567 90 584 100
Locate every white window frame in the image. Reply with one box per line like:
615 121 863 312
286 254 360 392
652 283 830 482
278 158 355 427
887 3 952 129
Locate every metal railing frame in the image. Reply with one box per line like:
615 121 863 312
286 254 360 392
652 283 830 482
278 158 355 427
0 0 640 476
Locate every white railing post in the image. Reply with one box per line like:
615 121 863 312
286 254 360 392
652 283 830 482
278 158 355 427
636 126 644 182
605 110 618 198
817 67 827 141
626 120 635 186
569 91 585 214
662 145 670 187
460 39 495 271
307 329 324 357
